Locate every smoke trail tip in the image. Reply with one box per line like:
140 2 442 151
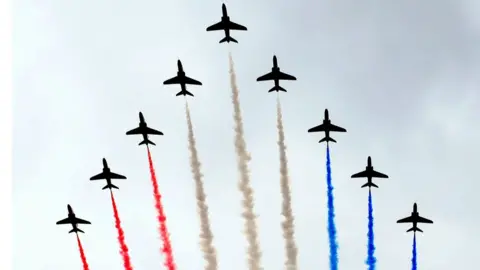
76 232 90 270
185 97 219 269
229 51 263 269
146 149 177 269
325 141 339 269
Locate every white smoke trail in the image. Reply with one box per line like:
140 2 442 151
228 52 263 270
185 100 218 270
276 96 298 270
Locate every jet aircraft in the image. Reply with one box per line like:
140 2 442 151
308 109 347 144
163 60 202 97
126 112 163 146
397 203 433 233
256 55 297 92
206 3 247 43
90 158 127 190
351 156 389 188
56 204 91 234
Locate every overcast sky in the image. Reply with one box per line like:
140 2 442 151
13 0 480 269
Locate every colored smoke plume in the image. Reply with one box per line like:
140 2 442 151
76 233 89 270
185 100 218 270
326 146 339 270
110 191 134 270
146 147 176 270
276 96 298 269
366 190 376 270
228 52 263 270
411 234 417 270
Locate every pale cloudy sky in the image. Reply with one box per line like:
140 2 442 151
13 0 480 269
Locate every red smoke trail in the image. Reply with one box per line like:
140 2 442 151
146 146 176 270
76 233 89 270
110 190 134 270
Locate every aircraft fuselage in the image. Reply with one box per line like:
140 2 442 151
101 161 112 181
67 204 74 216
222 4 228 17
323 119 332 139
139 112 146 124
409 204 420 227
223 26 231 39
272 56 280 86
66 205 79 227
324 109 330 120
221 4 231 38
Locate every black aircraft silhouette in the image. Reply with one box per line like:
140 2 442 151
397 203 433 233
256 55 297 92
90 158 127 190
206 3 247 43
351 156 389 188
163 60 202 97
308 109 347 144
126 112 163 146
56 204 91 233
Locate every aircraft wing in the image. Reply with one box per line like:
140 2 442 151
227 21 247 31
277 71 296 80
327 123 347 132
308 123 326 133
145 127 163 135
351 170 369 178
183 76 202 85
256 72 275 81
126 127 142 135
396 216 414 223
108 172 127 179
90 172 107 180
56 217 71 225
163 76 181 85
371 170 389 178
417 216 433 224
74 217 91 224
206 21 224 31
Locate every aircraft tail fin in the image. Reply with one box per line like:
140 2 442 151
69 228 84 234
139 139 156 146
361 182 379 188
220 36 238 43
407 227 422 233
268 85 287 93
319 137 337 144
176 90 194 97
102 183 119 190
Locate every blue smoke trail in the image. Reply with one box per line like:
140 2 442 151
366 189 376 270
411 234 417 270
326 145 338 270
